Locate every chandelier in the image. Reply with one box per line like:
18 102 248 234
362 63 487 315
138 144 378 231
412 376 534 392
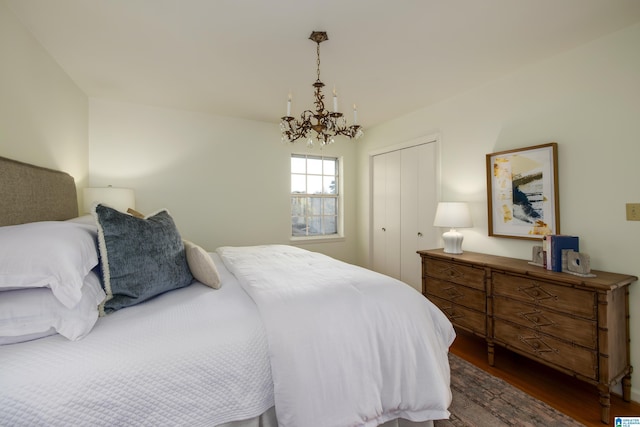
280 31 364 147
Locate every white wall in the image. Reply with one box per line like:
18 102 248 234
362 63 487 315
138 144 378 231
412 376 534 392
88 98 360 263
357 23 640 399
0 1 88 202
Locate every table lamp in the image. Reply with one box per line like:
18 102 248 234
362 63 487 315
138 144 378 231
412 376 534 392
433 202 473 254
83 186 135 214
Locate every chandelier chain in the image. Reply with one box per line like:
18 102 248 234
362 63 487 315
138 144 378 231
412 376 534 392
316 42 321 82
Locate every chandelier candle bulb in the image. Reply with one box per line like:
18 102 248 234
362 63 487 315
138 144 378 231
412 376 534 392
333 87 338 112
287 94 292 116
353 104 358 124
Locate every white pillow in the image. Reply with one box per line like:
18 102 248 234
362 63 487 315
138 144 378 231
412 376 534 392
0 271 106 344
66 214 97 226
0 221 99 308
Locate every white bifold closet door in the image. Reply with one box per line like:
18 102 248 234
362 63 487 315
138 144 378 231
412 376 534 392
372 142 438 291
372 150 402 280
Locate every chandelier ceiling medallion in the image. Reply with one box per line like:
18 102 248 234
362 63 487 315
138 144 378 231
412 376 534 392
280 31 363 147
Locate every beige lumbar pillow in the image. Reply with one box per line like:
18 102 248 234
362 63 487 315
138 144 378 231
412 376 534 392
183 240 221 289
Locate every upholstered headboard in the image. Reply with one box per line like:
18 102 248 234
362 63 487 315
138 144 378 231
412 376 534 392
0 156 78 226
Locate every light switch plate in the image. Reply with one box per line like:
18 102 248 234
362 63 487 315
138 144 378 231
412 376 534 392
626 203 640 221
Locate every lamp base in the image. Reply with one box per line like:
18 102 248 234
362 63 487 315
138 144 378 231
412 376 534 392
442 229 464 254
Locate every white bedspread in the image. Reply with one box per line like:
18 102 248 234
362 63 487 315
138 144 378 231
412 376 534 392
217 245 455 427
0 254 274 427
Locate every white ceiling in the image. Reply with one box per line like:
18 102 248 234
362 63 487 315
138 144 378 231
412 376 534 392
7 0 640 129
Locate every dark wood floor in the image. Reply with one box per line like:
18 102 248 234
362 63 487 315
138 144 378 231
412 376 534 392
450 330 640 426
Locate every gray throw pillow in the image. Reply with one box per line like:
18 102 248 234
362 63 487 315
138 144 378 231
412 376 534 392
93 204 193 314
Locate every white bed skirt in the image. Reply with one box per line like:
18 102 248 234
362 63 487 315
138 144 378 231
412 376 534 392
220 407 435 427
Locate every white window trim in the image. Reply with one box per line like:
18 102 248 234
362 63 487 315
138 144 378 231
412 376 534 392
289 154 344 243
290 234 346 244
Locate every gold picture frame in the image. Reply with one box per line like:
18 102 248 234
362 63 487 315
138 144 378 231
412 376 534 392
486 142 559 240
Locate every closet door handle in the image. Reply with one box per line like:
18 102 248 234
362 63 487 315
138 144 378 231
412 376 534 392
417 232 423 237
382 227 386 232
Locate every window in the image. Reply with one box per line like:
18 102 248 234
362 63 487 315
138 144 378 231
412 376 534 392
291 154 339 237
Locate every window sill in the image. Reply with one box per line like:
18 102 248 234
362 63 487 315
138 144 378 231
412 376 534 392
290 235 345 245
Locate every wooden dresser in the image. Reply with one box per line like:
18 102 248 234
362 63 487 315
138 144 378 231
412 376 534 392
418 248 637 424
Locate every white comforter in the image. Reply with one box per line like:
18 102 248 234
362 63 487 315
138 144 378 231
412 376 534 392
217 245 455 427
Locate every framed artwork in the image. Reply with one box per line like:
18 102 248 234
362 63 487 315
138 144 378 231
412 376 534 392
486 142 559 240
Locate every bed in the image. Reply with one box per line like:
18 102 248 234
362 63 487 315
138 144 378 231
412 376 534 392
0 156 455 427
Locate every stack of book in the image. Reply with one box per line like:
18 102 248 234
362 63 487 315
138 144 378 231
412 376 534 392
542 235 579 272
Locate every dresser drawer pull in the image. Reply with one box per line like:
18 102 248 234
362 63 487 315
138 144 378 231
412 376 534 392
442 305 464 320
438 266 464 281
443 286 464 301
517 284 558 303
519 335 558 355
520 310 554 328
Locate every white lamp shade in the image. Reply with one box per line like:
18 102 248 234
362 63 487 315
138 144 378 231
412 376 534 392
83 187 135 214
433 202 472 254
433 202 473 228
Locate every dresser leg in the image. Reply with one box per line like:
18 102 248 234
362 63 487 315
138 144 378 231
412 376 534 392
598 385 610 424
487 341 495 366
623 374 632 402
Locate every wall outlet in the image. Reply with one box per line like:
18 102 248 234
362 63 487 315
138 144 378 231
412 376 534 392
626 203 640 221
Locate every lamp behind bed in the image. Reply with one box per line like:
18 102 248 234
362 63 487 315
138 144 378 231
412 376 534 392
83 187 135 214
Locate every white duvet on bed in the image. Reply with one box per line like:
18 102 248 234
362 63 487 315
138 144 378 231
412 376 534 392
217 245 455 427
0 254 274 427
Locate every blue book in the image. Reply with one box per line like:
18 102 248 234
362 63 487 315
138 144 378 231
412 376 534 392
550 235 579 272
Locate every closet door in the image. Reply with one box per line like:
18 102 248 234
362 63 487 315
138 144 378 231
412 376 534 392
400 143 438 290
372 150 401 279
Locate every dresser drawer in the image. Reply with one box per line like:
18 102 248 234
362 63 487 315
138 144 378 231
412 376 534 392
428 294 486 336
493 296 597 349
494 320 597 380
425 258 485 291
426 278 485 312
492 272 596 319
